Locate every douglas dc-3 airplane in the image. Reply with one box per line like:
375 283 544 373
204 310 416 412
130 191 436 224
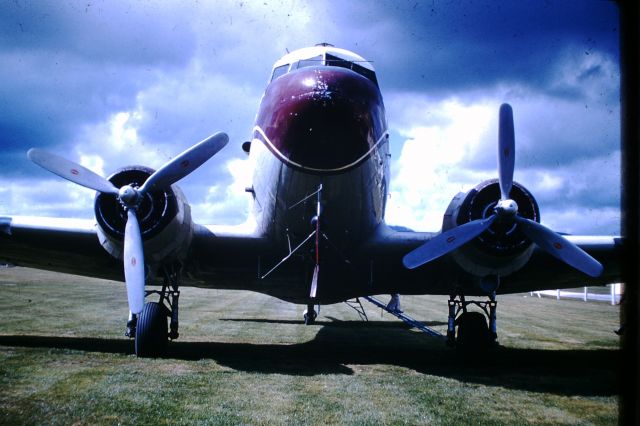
0 44 622 356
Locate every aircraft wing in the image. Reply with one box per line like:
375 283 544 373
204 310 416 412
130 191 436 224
503 235 622 293
0 214 622 297
360 224 622 296
0 216 122 280
0 215 268 284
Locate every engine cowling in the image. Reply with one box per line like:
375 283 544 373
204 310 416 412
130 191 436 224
94 166 194 264
442 179 540 277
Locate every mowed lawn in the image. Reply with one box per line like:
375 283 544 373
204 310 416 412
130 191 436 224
0 267 621 425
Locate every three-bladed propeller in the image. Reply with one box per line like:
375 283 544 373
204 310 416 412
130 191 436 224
402 104 603 278
28 132 229 313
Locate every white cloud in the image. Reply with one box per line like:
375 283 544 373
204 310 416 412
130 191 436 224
191 157 253 225
541 207 620 235
385 97 496 230
1 179 94 218
79 154 105 178
72 109 165 180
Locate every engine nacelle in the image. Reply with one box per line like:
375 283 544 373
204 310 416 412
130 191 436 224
443 179 540 277
94 166 194 265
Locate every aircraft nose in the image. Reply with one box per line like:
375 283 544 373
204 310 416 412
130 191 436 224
254 67 387 173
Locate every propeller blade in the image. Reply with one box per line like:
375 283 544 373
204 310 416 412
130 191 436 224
515 216 603 277
139 132 229 194
27 148 119 195
498 103 515 200
123 209 146 314
403 215 497 269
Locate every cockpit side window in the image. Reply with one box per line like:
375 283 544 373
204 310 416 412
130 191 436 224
325 54 378 86
351 62 379 86
325 54 351 70
271 64 289 81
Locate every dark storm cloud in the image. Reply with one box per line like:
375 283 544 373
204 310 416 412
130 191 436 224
0 1 196 65
0 0 317 176
341 3 618 94
328 0 618 98
0 1 197 176
454 91 620 173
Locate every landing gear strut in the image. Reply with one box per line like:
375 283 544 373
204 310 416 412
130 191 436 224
126 263 182 357
447 292 497 349
303 303 317 325
125 311 137 338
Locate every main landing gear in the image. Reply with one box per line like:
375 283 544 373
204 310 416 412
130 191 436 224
447 292 498 350
125 264 181 357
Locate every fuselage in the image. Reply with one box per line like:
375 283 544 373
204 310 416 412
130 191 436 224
230 45 391 303
250 45 389 256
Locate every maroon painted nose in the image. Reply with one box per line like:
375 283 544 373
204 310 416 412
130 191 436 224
254 67 387 173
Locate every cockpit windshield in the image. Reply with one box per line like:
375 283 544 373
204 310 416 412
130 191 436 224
270 51 378 86
295 55 323 69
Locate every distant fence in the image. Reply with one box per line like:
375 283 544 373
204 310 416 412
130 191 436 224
531 283 623 305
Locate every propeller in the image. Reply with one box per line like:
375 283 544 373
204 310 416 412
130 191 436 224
403 104 603 278
403 216 496 270
28 132 229 313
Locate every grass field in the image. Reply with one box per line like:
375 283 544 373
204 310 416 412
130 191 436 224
0 267 621 425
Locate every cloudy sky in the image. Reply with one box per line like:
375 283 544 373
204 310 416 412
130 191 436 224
0 0 620 235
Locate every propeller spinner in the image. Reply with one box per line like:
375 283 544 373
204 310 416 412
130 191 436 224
402 104 603 278
28 132 229 313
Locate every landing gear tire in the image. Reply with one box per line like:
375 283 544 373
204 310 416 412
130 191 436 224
135 302 168 357
456 311 491 350
303 308 317 325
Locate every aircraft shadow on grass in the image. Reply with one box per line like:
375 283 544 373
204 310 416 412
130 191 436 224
0 320 619 397
218 317 447 327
